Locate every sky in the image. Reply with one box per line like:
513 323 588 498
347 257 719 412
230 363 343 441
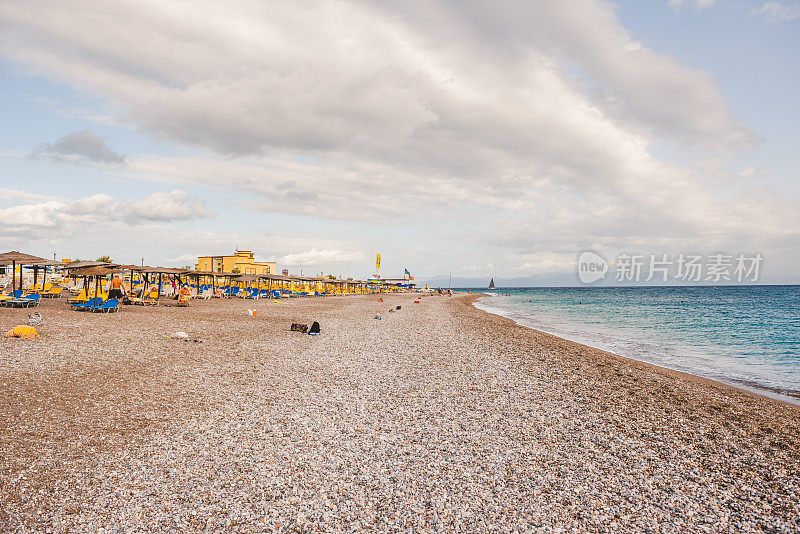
0 0 798 283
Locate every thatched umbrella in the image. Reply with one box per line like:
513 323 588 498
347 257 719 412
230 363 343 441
61 261 119 296
0 251 48 296
71 265 122 302
29 259 62 293
233 273 259 297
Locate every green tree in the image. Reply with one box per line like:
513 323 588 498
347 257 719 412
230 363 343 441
97 255 112 263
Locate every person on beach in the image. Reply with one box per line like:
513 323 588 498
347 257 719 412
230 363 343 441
107 275 126 300
178 285 191 299
177 284 192 305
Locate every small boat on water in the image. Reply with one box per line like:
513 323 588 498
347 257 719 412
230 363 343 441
488 278 495 289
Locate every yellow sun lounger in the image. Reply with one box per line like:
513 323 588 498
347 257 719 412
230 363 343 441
41 286 64 298
68 290 89 303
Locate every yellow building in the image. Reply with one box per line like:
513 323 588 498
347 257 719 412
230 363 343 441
195 250 276 275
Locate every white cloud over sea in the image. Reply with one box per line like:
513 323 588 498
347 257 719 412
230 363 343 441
0 0 797 278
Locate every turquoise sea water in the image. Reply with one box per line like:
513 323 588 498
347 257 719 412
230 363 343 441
472 286 800 403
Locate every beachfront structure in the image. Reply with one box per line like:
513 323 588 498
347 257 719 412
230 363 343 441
195 250 276 275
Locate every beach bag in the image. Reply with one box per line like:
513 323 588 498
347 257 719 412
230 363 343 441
308 321 320 335
27 312 44 326
4 325 39 338
291 323 308 333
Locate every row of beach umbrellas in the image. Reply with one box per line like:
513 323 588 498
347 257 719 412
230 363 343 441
2 250 386 302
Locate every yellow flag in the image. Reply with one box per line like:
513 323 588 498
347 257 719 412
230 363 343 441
376 253 381 269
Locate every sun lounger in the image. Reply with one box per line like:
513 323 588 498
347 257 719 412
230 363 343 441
145 291 160 305
72 297 103 310
68 290 89 303
41 286 64 298
2 294 40 308
90 298 120 313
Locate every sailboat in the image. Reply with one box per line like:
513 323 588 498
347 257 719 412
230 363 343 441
488 278 495 289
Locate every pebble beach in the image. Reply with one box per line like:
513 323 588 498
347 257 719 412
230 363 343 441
1 293 799 532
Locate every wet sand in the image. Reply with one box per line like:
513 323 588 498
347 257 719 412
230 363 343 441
1 293 798 532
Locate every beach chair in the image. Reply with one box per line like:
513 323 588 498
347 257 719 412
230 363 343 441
90 298 120 313
72 297 103 310
242 288 258 299
3 294 41 308
68 289 89 304
42 286 64 298
124 294 143 305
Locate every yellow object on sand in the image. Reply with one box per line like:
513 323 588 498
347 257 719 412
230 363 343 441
4 325 39 339
273 299 282 303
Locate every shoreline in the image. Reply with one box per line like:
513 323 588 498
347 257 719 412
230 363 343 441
2 292 799 531
472 292 800 407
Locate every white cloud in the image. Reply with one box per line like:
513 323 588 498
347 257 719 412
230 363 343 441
32 129 125 164
0 0 749 158
751 2 800 22
0 188 57 202
116 189 210 223
0 189 212 240
279 249 364 266
0 1 796 277
668 0 715 10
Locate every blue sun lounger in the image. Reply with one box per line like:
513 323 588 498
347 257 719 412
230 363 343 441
90 298 120 313
2 293 40 308
72 297 103 310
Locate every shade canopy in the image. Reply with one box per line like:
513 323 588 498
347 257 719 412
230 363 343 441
22 259 63 267
70 266 122 277
61 260 119 270
141 267 189 275
0 250 48 265
233 274 259 283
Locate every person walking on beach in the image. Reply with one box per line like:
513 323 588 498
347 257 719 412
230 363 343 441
107 275 126 300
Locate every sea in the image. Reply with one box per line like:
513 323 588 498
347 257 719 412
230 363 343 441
471 285 800 404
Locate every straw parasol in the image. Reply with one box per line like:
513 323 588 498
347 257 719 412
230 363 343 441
233 273 259 297
0 251 48 296
71 265 122 301
28 259 62 293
